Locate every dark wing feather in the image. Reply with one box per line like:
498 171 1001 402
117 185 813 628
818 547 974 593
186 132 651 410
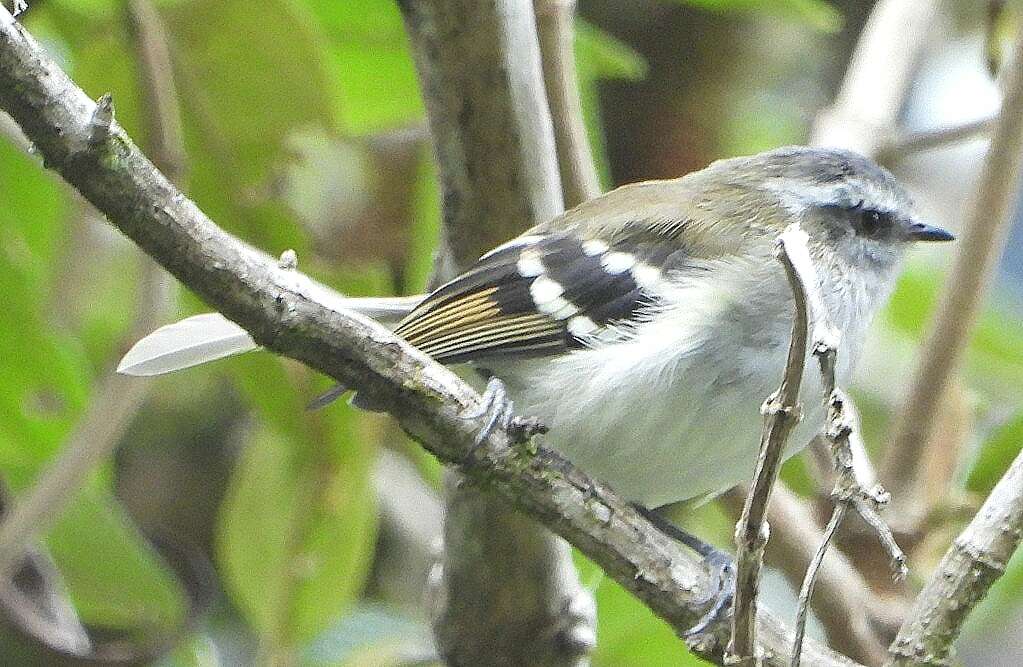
394 232 682 364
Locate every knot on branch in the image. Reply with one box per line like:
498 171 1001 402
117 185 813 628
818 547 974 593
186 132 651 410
812 327 841 358
88 93 114 146
277 248 298 270
760 394 801 422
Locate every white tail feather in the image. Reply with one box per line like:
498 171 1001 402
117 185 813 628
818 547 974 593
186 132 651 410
116 295 424 377
117 313 258 376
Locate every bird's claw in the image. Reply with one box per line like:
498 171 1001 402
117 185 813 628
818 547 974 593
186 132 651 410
461 377 546 458
630 503 735 640
684 549 735 639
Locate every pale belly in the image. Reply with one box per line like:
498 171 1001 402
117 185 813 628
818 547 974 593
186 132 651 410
481 329 827 508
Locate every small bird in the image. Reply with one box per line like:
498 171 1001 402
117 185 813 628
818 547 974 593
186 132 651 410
388 145 953 508
120 146 952 570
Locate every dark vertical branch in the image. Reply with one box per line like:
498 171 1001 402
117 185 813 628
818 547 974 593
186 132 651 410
397 2 595 664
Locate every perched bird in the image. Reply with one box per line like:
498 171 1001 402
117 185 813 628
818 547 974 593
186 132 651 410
120 146 952 583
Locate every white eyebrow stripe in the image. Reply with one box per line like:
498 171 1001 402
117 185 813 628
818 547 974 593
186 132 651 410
601 251 635 274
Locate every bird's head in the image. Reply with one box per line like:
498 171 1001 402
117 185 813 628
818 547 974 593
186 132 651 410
699 146 954 275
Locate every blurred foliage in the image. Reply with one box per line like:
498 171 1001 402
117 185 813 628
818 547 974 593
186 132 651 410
675 0 843 32
1 0 1023 665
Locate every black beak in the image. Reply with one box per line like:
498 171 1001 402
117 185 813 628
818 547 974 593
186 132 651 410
907 221 955 242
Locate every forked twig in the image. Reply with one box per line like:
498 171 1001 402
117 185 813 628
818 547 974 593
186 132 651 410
785 238 907 667
728 226 813 664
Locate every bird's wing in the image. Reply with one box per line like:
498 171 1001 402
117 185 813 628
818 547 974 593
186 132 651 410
395 182 746 365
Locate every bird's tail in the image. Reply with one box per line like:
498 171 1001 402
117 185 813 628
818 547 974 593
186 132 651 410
117 295 424 377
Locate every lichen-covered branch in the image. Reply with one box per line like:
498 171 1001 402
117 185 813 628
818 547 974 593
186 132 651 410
885 447 1023 666
0 8 859 666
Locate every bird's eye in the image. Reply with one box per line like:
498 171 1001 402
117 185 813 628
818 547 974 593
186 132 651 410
854 208 888 237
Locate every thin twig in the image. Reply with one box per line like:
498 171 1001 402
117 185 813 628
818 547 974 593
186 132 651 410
882 21 1023 500
781 237 906 666
792 388 907 667
810 0 941 153
0 9 862 665
792 502 847 667
885 446 1023 666
720 486 892 666
878 117 996 162
728 226 814 665
534 0 600 207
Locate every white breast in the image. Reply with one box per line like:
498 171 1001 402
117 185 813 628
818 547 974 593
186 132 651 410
485 256 883 508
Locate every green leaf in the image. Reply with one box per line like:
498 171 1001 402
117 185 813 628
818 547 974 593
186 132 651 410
161 0 337 251
305 0 424 135
577 503 731 666
965 411 1023 496
590 566 713 666
575 20 647 82
573 21 648 191
47 488 187 630
302 603 432 665
674 0 842 32
0 144 89 481
218 355 378 650
885 264 1023 397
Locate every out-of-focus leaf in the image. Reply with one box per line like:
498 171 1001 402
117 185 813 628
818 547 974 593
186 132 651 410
305 0 424 135
161 0 336 252
218 355 378 649
577 502 730 666
47 488 187 630
965 411 1023 495
674 0 843 32
574 21 648 190
0 145 89 480
575 20 648 82
158 634 221 667
591 567 712 666
302 603 433 666
885 266 1023 397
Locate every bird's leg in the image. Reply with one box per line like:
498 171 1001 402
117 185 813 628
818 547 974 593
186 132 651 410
631 503 735 638
460 377 547 457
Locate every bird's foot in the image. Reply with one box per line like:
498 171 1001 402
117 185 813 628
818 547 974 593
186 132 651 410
630 503 735 640
460 377 547 459
685 547 735 640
